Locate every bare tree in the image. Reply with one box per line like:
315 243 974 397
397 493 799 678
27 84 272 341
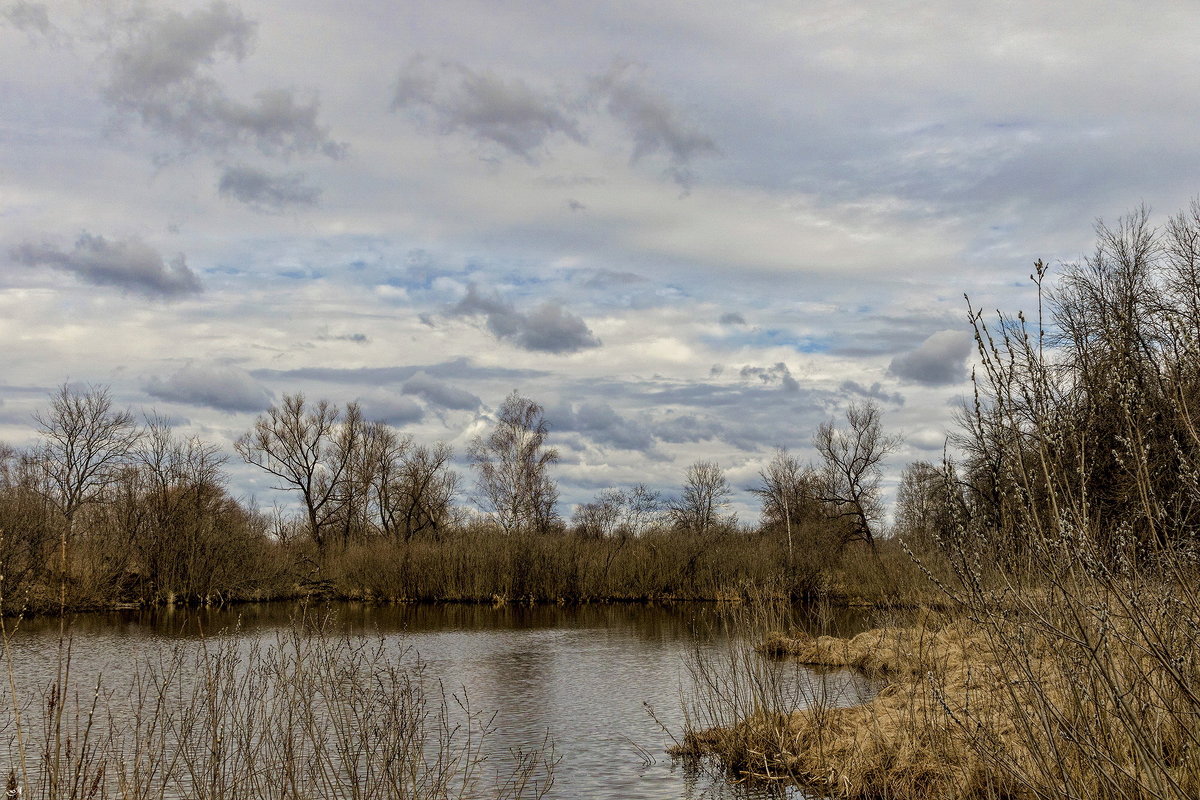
359 421 410 539
365 425 459 542
573 489 625 539
573 482 663 540
32 384 141 599
33 384 141 528
893 459 954 555
468 392 559 534
235 393 359 553
751 448 822 567
668 460 734 534
813 400 901 548
0 443 57 596
621 483 662 536
329 402 369 549
134 414 230 599
394 442 459 539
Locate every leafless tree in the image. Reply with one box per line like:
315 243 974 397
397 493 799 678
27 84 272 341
365 424 459 541
329 402 370 548
573 483 662 539
668 460 734 534
235 393 360 553
813 400 901 548
573 489 625 539
133 414 231 598
32 384 141 528
358 421 410 539
393 441 459 539
0 443 56 596
32 384 141 599
893 459 955 555
621 483 662 536
468 392 559 534
751 448 822 567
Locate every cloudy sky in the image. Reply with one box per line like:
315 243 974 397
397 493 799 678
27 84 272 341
2 0 1197 519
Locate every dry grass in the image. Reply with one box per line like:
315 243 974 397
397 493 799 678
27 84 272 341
679 590 1200 800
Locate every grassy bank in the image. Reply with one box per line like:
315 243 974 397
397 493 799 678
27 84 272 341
326 524 835 604
677 557 1200 799
5 521 888 615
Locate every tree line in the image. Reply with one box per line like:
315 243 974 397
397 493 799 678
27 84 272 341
0 376 906 610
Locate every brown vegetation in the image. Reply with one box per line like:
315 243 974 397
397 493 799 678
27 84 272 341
678 203 1200 800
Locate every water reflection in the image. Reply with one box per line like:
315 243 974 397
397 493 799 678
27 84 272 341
2 602 876 800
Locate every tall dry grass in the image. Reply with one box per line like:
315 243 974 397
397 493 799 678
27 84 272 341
327 523 827 603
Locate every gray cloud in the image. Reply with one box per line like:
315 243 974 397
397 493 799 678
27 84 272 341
569 268 648 289
739 362 799 392
401 371 481 411
839 380 905 406
547 401 654 452
2 1 50 35
592 63 716 187
357 395 424 426
316 331 369 344
888 329 974 386
104 2 343 158
719 312 746 325
218 165 321 211
520 302 602 353
908 428 949 452
451 284 600 353
11 233 201 298
145 363 272 412
252 358 550 385
652 412 725 445
392 55 582 160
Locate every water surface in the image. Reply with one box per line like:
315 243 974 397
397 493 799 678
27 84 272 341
3 602 876 799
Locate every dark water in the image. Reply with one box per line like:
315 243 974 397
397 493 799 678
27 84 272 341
1 602 876 799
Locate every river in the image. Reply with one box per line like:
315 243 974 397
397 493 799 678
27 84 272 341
0 602 875 799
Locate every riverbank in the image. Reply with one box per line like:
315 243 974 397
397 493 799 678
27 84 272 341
5 527 947 617
677 584 1200 800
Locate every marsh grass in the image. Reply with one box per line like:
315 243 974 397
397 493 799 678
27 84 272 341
0 613 556 800
328 524 824 604
679 552 1200 798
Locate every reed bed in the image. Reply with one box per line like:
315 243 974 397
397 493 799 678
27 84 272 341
677 562 1200 800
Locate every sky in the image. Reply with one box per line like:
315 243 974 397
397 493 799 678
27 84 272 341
2 0 1199 521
